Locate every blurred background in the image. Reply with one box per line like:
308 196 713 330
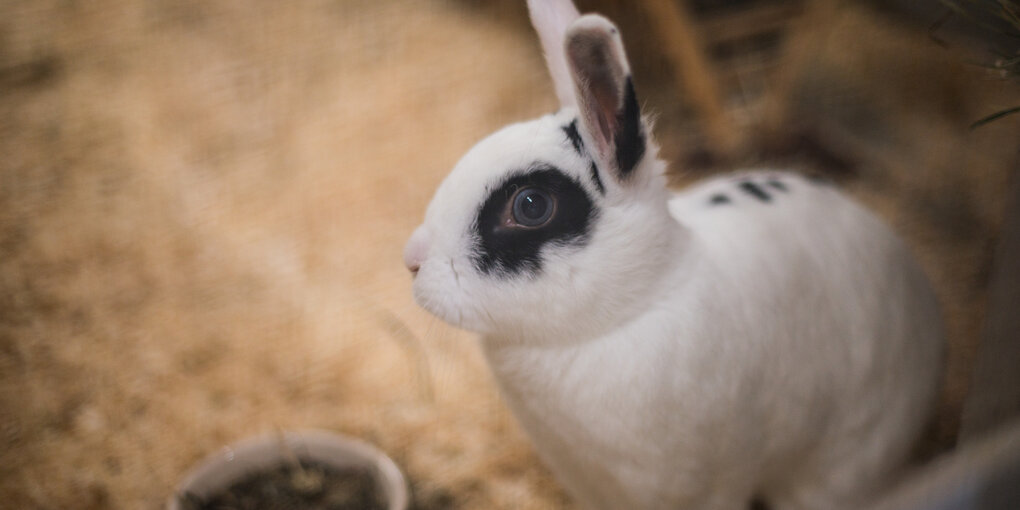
1 0 1018 508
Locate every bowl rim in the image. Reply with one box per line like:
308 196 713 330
166 429 409 510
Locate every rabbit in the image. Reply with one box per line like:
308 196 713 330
403 1 944 509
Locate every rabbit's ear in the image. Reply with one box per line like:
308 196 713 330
565 15 646 182
527 0 581 108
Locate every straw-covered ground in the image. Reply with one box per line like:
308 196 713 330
1 1 1017 508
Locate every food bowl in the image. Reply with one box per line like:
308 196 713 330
167 430 409 510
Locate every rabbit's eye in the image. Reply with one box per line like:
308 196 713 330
511 187 555 227
475 167 594 276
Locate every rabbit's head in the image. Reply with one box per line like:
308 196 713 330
406 1 682 343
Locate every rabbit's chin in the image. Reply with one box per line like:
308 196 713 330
417 299 501 336
411 268 496 335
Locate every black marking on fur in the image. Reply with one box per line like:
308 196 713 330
588 160 605 195
614 77 645 178
709 194 730 205
474 165 596 277
563 118 606 195
807 173 831 185
738 181 771 202
767 179 787 192
562 119 585 157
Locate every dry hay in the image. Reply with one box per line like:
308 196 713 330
1 1 568 508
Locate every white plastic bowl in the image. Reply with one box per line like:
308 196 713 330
167 430 409 510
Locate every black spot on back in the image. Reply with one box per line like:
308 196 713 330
806 173 831 185
767 179 787 192
709 194 730 205
474 165 596 277
738 181 771 202
614 77 645 178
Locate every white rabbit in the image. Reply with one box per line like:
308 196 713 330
404 1 944 509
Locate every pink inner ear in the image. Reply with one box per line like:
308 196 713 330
568 30 625 164
590 80 620 152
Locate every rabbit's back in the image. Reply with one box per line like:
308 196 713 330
669 171 903 288
669 171 840 225
666 170 944 507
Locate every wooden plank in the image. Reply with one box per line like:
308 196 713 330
960 173 1020 441
697 2 803 45
641 0 741 154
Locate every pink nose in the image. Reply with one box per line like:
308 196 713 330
403 226 431 275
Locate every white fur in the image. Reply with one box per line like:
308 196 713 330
528 0 580 108
405 3 944 509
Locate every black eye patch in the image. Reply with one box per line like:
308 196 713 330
473 165 597 277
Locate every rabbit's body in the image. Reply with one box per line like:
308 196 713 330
483 170 942 510
405 3 944 509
